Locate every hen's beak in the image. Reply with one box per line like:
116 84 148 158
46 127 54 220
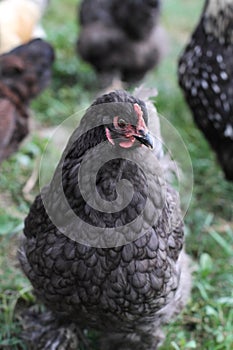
134 131 155 150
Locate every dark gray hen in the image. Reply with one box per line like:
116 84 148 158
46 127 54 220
19 90 191 350
77 0 167 88
0 38 54 163
178 0 233 181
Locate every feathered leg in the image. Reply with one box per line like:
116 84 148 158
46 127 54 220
20 306 82 350
99 328 164 350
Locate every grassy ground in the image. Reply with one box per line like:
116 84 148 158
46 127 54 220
0 0 233 349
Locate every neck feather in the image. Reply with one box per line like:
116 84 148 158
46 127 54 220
203 0 233 44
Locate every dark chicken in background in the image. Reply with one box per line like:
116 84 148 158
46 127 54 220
19 90 191 350
0 38 54 163
178 0 233 181
77 0 167 88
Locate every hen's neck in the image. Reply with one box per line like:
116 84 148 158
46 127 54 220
203 0 233 44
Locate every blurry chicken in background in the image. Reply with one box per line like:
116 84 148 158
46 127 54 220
0 39 54 163
77 0 168 90
178 0 233 181
0 0 49 54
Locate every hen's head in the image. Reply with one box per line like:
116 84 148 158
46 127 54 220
105 102 154 150
89 90 155 150
0 39 54 100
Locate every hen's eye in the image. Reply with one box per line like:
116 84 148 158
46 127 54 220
118 119 127 128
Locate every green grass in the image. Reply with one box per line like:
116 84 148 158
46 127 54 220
0 0 233 349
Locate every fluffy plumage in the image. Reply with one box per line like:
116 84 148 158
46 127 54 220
77 0 167 88
0 38 54 163
178 0 233 180
0 0 49 54
19 90 191 350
